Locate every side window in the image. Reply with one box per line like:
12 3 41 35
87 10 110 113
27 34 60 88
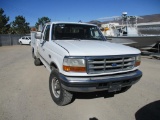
43 25 50 41
51 25 55 40
22 37 25 39
42 26 46 33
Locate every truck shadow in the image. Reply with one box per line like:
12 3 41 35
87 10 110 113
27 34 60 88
135 100 160 120
73 91 115 100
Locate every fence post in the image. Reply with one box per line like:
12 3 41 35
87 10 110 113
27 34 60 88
0 35 1 46
9 34 12 45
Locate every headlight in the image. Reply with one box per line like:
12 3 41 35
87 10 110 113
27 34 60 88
63 58 86 72
135 55 141 67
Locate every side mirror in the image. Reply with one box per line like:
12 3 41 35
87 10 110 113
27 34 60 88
38 25 43 32
35 32 42 39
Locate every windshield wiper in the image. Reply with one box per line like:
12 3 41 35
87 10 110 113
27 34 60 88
87 37 103 41
59 37 81 40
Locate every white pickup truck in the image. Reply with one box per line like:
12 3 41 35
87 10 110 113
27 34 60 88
31 22 142 106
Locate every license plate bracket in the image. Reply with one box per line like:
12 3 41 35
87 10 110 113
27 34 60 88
108 84 122 92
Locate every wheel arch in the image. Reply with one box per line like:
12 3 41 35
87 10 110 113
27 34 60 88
50 61 59 71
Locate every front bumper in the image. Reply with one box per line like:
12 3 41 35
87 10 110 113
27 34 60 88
59 70 142 92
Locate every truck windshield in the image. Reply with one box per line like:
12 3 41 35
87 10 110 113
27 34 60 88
53 24 105 40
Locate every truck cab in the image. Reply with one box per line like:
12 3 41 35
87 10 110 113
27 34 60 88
31 22 142 106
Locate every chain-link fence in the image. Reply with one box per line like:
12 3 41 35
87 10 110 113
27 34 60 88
0 34 28 46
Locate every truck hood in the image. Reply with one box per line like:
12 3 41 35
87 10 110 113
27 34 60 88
55 40 140 56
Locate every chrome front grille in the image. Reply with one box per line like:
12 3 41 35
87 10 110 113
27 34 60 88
86 56 135 74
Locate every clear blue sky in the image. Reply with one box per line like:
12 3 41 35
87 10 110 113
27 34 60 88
1 0 160 26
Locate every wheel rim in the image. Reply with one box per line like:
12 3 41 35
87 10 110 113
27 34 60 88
51 77 61 98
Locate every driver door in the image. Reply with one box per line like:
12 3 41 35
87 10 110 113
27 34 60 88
39 25 51 63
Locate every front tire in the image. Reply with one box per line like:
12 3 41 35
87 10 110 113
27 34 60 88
49 69 73 106
19 41 22 45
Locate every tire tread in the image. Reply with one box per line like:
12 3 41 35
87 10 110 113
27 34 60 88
49 69 73 106
34 58 42 66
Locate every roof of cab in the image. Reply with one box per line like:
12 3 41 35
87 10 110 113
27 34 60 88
45 22 97 26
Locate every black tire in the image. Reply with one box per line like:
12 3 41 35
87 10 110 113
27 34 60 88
29 42 31 46
34 58 42 66
116 86 132 94
20 41 22 45
32 49 36 59
49 69 73 106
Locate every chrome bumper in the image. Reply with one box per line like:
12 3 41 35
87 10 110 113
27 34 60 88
59 70 142 92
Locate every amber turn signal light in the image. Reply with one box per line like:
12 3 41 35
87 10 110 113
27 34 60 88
63 65 86 72
135 61 141 67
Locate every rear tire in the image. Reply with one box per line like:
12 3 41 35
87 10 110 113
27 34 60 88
34 58 42 66
49 69 73 106
32 49 36 59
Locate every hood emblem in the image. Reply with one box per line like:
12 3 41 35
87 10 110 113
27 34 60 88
111 63 117 67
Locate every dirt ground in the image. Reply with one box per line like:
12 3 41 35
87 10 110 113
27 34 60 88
0 45 160 120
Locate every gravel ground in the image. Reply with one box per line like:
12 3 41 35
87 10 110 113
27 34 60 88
0 45 160 120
